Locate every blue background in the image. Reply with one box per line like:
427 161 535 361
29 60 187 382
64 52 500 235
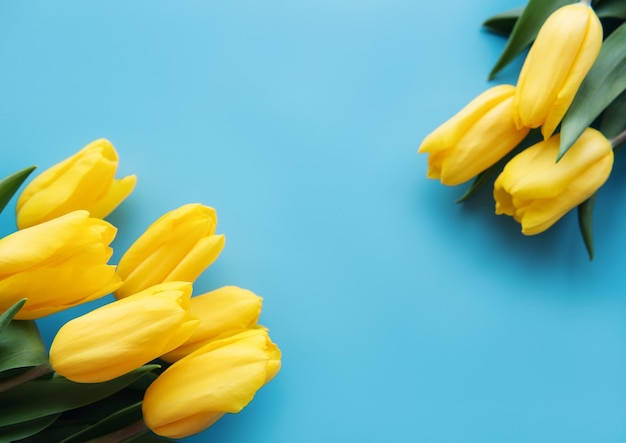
2 1 626 442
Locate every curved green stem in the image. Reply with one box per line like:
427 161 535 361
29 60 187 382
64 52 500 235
0 362 52 392
610 128 626 149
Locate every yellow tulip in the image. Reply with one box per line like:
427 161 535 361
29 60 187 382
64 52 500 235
494 128 613 235
0 210 121 320
418 84 530 185
161 286 263 362
514 3 602 139
114 204 225 299
16 139 137 229
142 328 281 439
49 282 199 383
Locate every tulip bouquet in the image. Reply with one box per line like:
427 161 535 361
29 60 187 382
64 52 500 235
0 140 280 442
418 0 626 259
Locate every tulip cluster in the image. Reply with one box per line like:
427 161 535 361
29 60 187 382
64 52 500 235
418 0 624 257
0 139 281 442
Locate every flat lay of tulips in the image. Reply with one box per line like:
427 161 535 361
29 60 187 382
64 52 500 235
418 0 626 259
0 139 280 442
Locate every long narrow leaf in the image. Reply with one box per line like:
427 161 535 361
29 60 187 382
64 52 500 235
487 0 574 79
482 7 525 36
60 402 144 443
560 21 626 159
0 413 60 442
0 166 36 215
599 89 626 140
595 0 626 19
577 194 597 260
0 299 27 334
0 365 158 427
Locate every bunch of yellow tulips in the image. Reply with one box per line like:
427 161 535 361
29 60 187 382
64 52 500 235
418 0 626 257
0 139 280 442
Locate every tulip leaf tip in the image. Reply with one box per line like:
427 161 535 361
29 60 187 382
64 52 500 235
0 166 37 215
577 195 596 261
0 298 28 332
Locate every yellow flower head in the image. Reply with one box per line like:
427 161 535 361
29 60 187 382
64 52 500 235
143 327 281 439
0 210 121 320
514 3 602 139
161 286 263 362
494 128 613 235
114 204 225 299
16 139 137 229
419 84 530 186
49 281 199 383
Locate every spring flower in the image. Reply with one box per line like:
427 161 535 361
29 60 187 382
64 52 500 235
514 3 602 139
142 328 281 439
494 127 613 235
161 286 263 362
114 204 225 299
16 139 137 229
418 84 530 185
49 282 199 383
0 210 121 320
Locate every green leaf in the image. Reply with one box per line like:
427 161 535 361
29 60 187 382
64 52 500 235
0 166 36 215
560 21 626 159
0 413 60 442
482 6 525 36
0 365 159 427
0 320 47 376
60 402 144 443
0 299 27 333
599 89 626 140
487 0 575 79
577 194 597 260
455 168 497 203
595 0 626 20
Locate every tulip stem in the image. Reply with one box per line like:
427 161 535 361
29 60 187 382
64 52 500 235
610 129 626 149
0 363 52 392
85 419 148 443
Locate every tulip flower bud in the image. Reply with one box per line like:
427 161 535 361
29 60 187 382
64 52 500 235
143 328 281 439
494 127 613 235
50 281 199 383
0 210 121 320
514 3 602 139
16 139 137 229
114 204 225 299
419 84 530 186
161 286 263 362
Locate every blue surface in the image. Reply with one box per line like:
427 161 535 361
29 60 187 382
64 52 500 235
2 1 626 442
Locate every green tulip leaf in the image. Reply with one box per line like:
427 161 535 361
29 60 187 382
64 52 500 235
0 413 60 442
595 0 626 20
60 401 144 443
482 6 525 36
599 89 626 142
13 424 88 443
0 166 36 215
560 20 626 159
0 299 27 334
577 194 597 260
0 320 47 377
455 168 496 203
0 365 159 427
487 0 575 79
